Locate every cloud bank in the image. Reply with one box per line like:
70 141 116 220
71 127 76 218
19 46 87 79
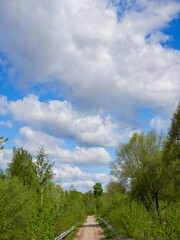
0 95 136 147
0 0 179 120
14 126 112 167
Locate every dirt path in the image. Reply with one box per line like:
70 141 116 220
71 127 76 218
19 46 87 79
73 216 106 240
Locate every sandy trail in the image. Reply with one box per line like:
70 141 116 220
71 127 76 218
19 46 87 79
73 216 106 240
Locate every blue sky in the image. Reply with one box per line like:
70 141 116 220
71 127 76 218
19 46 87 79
0 0 180 192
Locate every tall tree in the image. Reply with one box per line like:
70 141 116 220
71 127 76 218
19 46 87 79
35 146 54 221
111 130 171 215
93 183 103 198
0 177 37 240
6 147 37 188
164 101 180 200
84 190 94 214
106 180 125 195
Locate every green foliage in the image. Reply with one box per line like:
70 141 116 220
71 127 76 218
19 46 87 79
168 101 180 144
111 130 174 215
6 147 37 188
35 146 54 226
96 216 114 239
93 182 103 198
106 180 125 195
163 101 180 200
98 192 180 240
0 177 38 240
1 102 179 240
83 190 95 215
35 146 54 187
0 136 8 150
100 104 180 240
0 169 5 180
0 145 88 239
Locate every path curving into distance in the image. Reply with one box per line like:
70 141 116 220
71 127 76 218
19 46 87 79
73 216 106 240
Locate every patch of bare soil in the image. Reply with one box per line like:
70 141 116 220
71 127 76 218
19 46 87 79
73 216 106 240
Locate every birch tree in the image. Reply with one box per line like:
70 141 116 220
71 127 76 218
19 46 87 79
35 146 54 222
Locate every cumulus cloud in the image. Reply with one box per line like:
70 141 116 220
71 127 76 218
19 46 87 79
54 165 110 182
52 163 111 192
1 0 180 192
0 0 179 120
60 171 110 192
15 126 113 167
0 149 12 169
53 165 91 181
94 173 110 183
54 164 111 192
0 95 136 147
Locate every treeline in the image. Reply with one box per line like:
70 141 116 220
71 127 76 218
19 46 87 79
0 146 87 240
93 102 180 240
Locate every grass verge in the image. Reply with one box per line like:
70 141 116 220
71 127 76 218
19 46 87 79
95 216 116 240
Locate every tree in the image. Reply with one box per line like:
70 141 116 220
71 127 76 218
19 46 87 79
111 130 171 216
35 146 54 222
84 190 94 214
93 183 103 198
0 169 5 181
168 101 180 144
35 146 54 188
106 180 125 195
163 101 180 200
0 177 37 240
6 147 37 188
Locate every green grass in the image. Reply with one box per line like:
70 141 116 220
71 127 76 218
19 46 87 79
95 216 116 240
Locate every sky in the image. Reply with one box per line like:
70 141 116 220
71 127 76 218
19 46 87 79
0 0 180 192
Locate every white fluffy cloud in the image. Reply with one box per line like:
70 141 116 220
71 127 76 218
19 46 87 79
15 126 113 167
53 165 91 181
0 95 135 147
0 149 12 169
59 170 110 192
53 165 110 182
94 173 110 183
0 0 179 120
